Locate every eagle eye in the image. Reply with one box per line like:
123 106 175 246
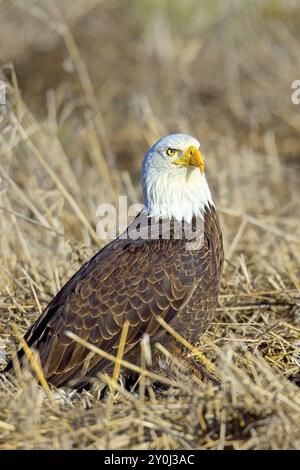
166 148 177 157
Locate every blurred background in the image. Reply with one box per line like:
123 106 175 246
1 0 300 252
1 0 300 322
0 0 300 450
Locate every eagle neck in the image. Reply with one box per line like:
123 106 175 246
143 165 214 223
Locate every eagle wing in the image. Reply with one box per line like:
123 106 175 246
6 215 215 388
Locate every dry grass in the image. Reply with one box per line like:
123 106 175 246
0 0 300 449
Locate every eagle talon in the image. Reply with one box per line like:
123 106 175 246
190 356 221 385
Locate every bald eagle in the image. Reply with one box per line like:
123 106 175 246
5 134 223 388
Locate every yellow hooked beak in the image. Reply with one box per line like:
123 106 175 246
173 145 204 174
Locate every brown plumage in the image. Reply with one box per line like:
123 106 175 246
5 207 223 388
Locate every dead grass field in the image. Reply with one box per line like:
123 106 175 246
0 0 300 449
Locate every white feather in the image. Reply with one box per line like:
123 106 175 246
142 134 214 223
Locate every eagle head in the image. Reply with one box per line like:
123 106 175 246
142 133 213 223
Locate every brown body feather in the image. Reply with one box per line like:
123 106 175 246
5 205 223 388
